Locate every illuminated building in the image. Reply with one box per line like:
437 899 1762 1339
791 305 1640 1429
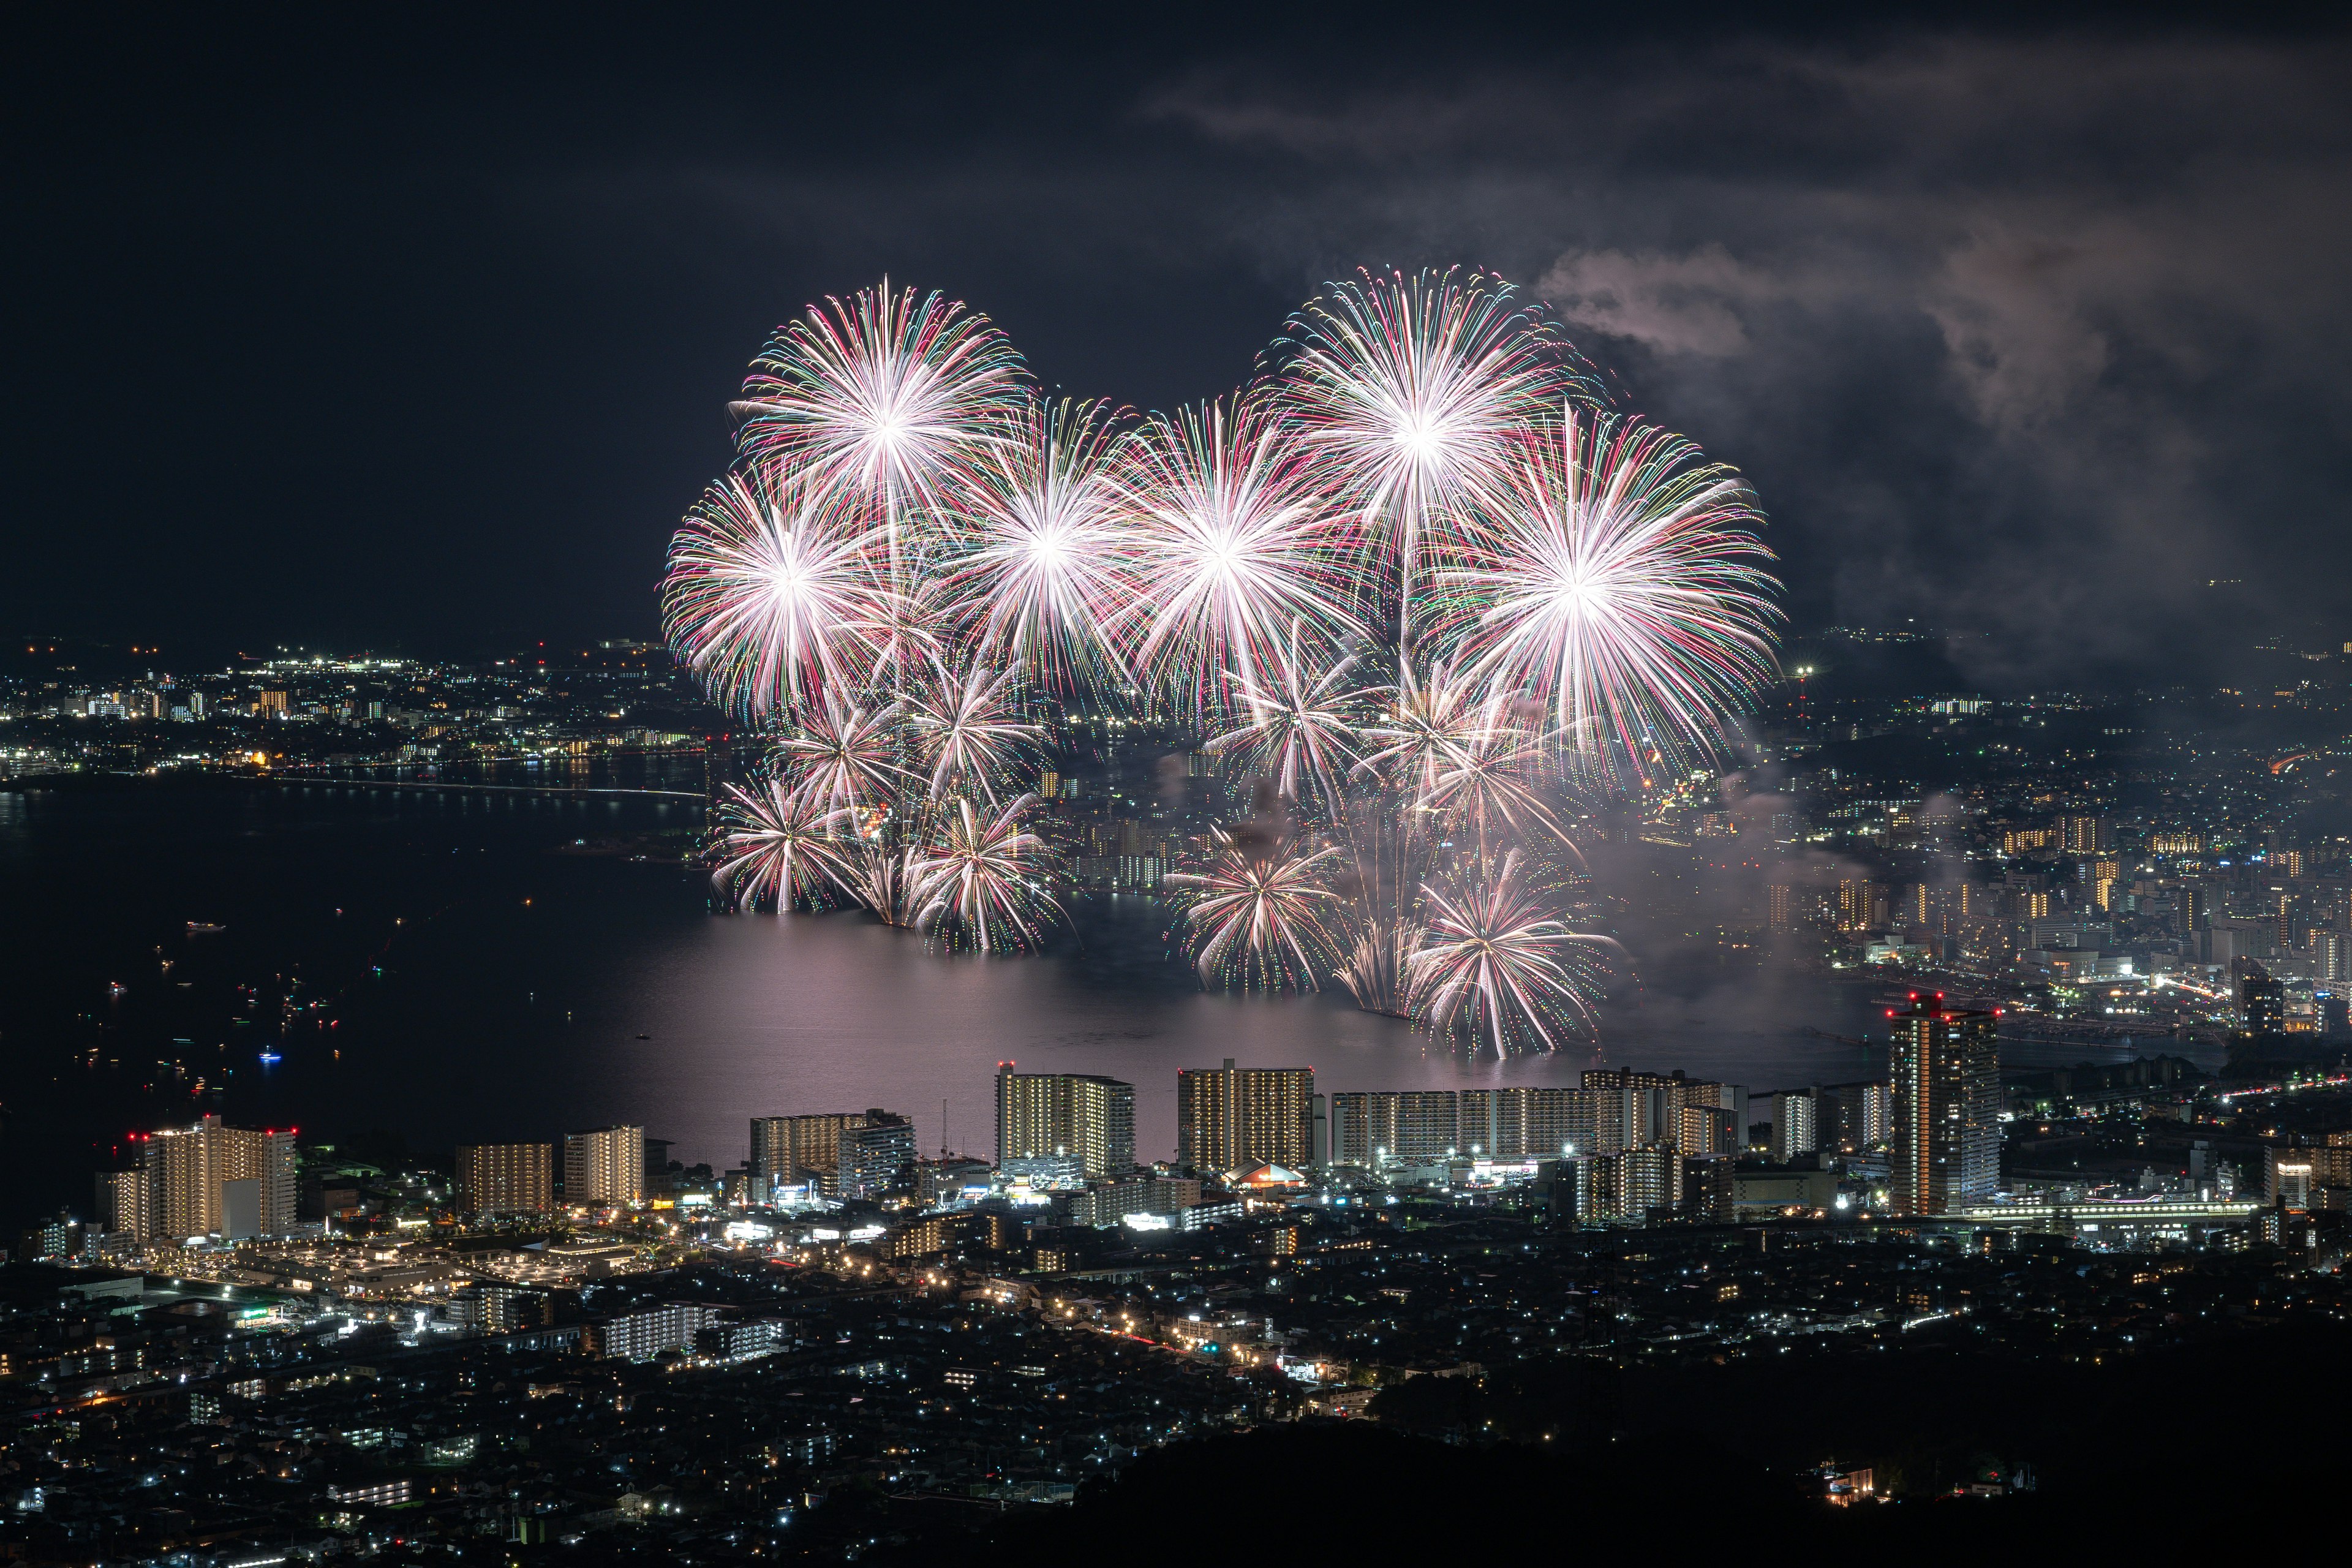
1070 1176 1202 1229
1765 882 1796 930
592 1302 728 1361
2061 814 2110 854
837 1114 916 1200
562 1126 646 1207
2239 965 2285 1034
144 1115 298 1239
1176 1060 1314 1174
993 1066 1136 1178
1330 1090 1463 1166
1678 1103 1739 1156
1768 1090 1818 1162
750 1112 895 1197
93 1168 153 1243
1570 1145 1679 1226
457 1142 555 1215
1459 1087 1607 1159
1819 1081 1893 1152
1890 995 1999 1217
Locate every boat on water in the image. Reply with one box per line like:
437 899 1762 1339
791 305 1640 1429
258 1051 282 1065
186 922 227 934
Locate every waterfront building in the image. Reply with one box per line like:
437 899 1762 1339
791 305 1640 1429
143 1115 297 1240
993 1066 1136 1178
1177 1060 1314 1174
562 1126 646 1208
457 1142 555 1215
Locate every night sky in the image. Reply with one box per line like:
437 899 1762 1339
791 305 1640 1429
6 7 2347 688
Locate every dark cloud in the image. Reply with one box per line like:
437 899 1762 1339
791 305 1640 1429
4 18 2346 680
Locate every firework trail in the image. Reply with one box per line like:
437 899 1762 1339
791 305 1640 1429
946 397 1136 689
660 469 891 718
910 794 1063 952
1203 622 1363 812
1406 850 1602 1052
710 777 848 911
1111 396 1363 720
1441 407 1781 786
908 658 1041 802
1165 827 1344 991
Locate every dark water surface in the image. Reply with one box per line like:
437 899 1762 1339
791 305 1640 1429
0 780 2200 1231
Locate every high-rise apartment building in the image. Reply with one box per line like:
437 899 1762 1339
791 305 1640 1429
2062 814 2111 854
94 1169 153 1243
1177 1060 1314 1173
1330 1090 1468 1166
1890 995 2000 1216
1458 1087 1605 1159
562 1126 646 1207
837 1114 916 1200
1818 1081 1893 1152
750 1110 916 1197
993 1066 1136 1178
1768 1090 1818 1162
2240 965 2285 1035
1572 1145 1681 1226
143 1116 297 1240
457 1142 556 1215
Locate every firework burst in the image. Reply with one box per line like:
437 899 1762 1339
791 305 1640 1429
946 397 1136 688
1442 407 1781 785
1277 268 1570 638
1204 622 1363 812
774 694 908 816
910 794 1063 951
1406 850 1602 1052
1166 827 1343 990
710 778 848 911
908 658 1040 802
731 282 1022 518
660 469 890 718
1111 396 1362 719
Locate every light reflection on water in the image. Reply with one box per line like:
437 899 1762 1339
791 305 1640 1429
0 781 2214 1196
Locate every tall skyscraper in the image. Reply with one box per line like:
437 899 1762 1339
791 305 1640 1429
2240 964 2285 1035
1890 995 2000 1216
993 1066 1136 1178
562 1126 646 1207
144 1116 297 1240
1177 1060 1314 1173
457 1143 556 1215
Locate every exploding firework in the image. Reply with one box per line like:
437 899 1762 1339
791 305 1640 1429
1165 827 1344 991
1276 267 1574 640
1406 850 1602 1052
1203 622 1363 812
1111 396 1363 719
731 282 1022 519
908 658 1041 802
1441 407 1781 785
946 397 1135 688
660 469 891 718
710 778 848 911
910 794 1063 951
774 694 908 816
666 272 1782 1052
